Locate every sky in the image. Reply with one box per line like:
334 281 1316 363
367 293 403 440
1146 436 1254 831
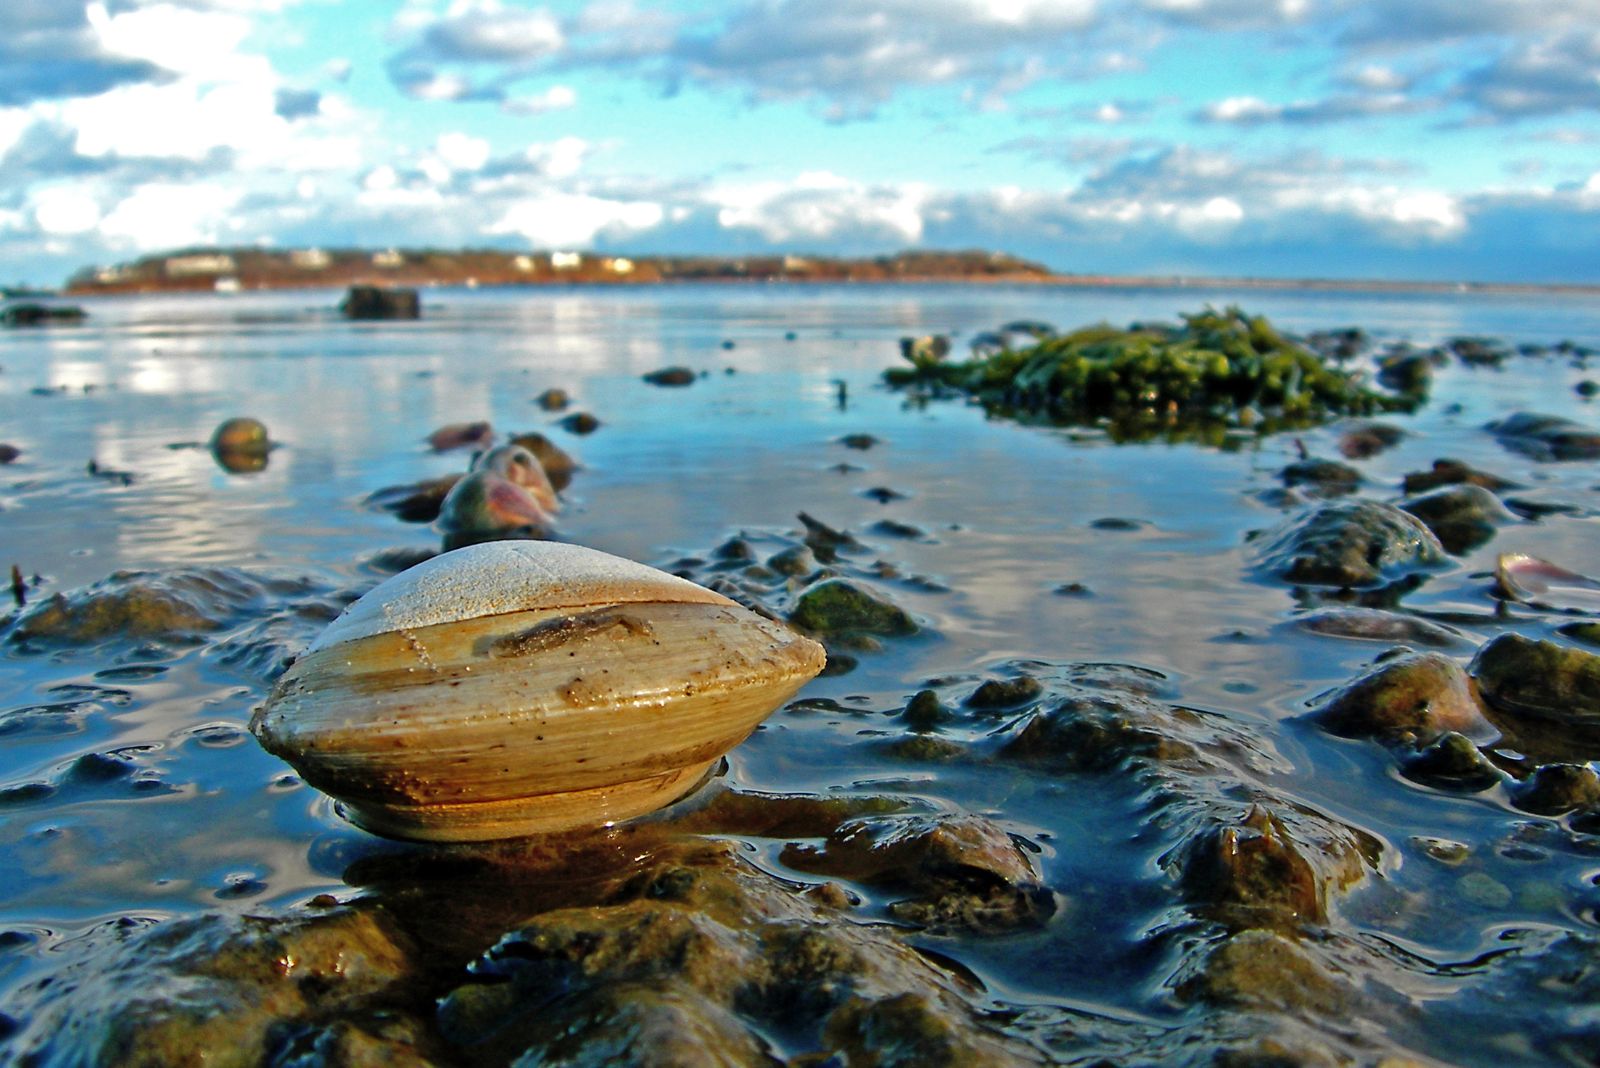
2 0 1599 287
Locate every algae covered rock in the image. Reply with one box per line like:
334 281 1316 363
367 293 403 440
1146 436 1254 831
1252 500 1446 589
1471 634 1600 729
1399 483 1517 554
5 908 423 1067
7 568 281 646
1311 652 1494 747
789 579 917 639
886 306 1411 441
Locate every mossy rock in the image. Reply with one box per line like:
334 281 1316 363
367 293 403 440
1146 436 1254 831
789 579 917 639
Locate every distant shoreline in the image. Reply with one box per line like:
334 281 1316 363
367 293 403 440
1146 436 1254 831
37 245 1600 300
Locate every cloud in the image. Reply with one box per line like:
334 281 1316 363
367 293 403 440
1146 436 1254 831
710 172 929 243
502 83 576 115
1136 0 1316 30
1195 90 1425 125
0 2 169 106
487 191 663 247
98 179 245 248
1456 31 1600 119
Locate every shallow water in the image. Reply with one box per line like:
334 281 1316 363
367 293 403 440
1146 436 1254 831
3 283 1600 1063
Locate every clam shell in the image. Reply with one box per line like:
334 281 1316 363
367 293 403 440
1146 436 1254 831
251 542 825 841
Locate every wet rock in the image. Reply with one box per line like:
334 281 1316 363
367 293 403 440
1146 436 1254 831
0 443 19 464
1488 412 1600 461
560 412 600 435
862 486 906 504
1400 458 1519 495
1279 458 1362 497
1399 483 1517 554
1471 634 1600 731
1053 581 1092 597
965 675 1044 711
5 908 420 1067
2 303 86 327
1375 350 1433 394
882 734 968 763
340 285 420 320
535 388 570 411
1311 652 1494 747
869 518 925 540
8 569 265 645
1251 500 1446 590
365 475 461 523
209 416 273 474
1170 805 1368 929
901 689 957 731
1000 693 1199 771
426 420 493 452
1400 732 1503 792
839 433 879 450
1449 336 1510 367
1511 763 1600 815
825 992 1033 1068
507 431 577 491
259 1013 444 1068
1292 607 1467 649
642 366 695 387
1175 930 1355 1016
766 545 816 577
789 579 917 639
779 814 1053 933
1335 421 1403 459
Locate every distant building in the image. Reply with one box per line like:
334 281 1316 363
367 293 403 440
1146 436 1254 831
214 276 242 293
551 251 582 270
290 248 331 270
513 255 536 272
372 249 405 268
605 257 634 274
165 253 237 277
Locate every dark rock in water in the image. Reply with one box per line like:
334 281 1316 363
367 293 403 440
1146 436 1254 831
1511 763 1600 815
862 486 906 503
1401 732 1503 792
1399 483 1517 554
1292 607 1467 649
839 433 879 450
559 411 600 435
365 474 462 523
965 675 1044 711
2 302 86 327
507 430 577 490
1311 652 1493 747
797 512 860 563
643 366 695 387
901 689 958 731
1280 458 1362 496
1449 336 1510 366
8 569 263 645
1336 421 1404 459
780 813 1054 933
1488 412 1600 461
426 420 493 452
1252 500 1446 589
340 284 420 319
1376 350 1434 394
1576 379 1600 398
1175 929 1356 1016
4 908 421 1066
1000 692 1198 771
790 579 916 639
0 443 20 464
1471 634 1600 729
1170 805 1366 928
899 334 950 369
869 518 925 540
766 544 817 577
534 387 570 411
208 416 272 474
1400 457 1520 495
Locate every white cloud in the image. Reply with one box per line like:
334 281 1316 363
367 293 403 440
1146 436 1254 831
488 192 663 246
502 84 577 115
99 181 244 248
526 136 590 179
89 2 255 81
436 131 490 171
32 186 103 235
712 172 929 243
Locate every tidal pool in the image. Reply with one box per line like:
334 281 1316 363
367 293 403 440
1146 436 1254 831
1 284 1599 1065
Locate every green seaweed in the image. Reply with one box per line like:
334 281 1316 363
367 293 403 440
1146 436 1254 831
886 306 1418 443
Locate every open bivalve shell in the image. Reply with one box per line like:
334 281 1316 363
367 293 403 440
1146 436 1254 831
251 541 826 842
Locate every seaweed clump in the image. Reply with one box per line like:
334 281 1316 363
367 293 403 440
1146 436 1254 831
886 306 1417 443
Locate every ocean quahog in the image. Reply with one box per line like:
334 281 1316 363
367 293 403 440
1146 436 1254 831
250 541 826 842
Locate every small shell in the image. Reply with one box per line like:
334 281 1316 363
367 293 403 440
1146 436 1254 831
251 542 825 842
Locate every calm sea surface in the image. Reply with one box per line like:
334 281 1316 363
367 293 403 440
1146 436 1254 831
2 283 1599 1061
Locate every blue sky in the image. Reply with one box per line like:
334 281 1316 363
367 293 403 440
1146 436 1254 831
2 0 1599 286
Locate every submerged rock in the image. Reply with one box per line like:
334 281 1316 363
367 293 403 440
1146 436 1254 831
534 387 570 411
1251 500 1446 590
340 285 420 320
789 579 917 639
1399 483 1517 554
1292 607 1467 649
1001 692 1199 771
1400 732 1503 792
1511 763 1600 815
8 569 264 645
1400 458 1520 495
426 420 493 452
779 814 1054 933
2 303 86 327
1488 412 1600 461
643 366 696 387
1471 634 1600 730
1311 651 1493 747
1279 458 1362 497
5 908 423 1067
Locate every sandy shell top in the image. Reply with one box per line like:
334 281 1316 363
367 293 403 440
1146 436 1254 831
309 541 735 653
